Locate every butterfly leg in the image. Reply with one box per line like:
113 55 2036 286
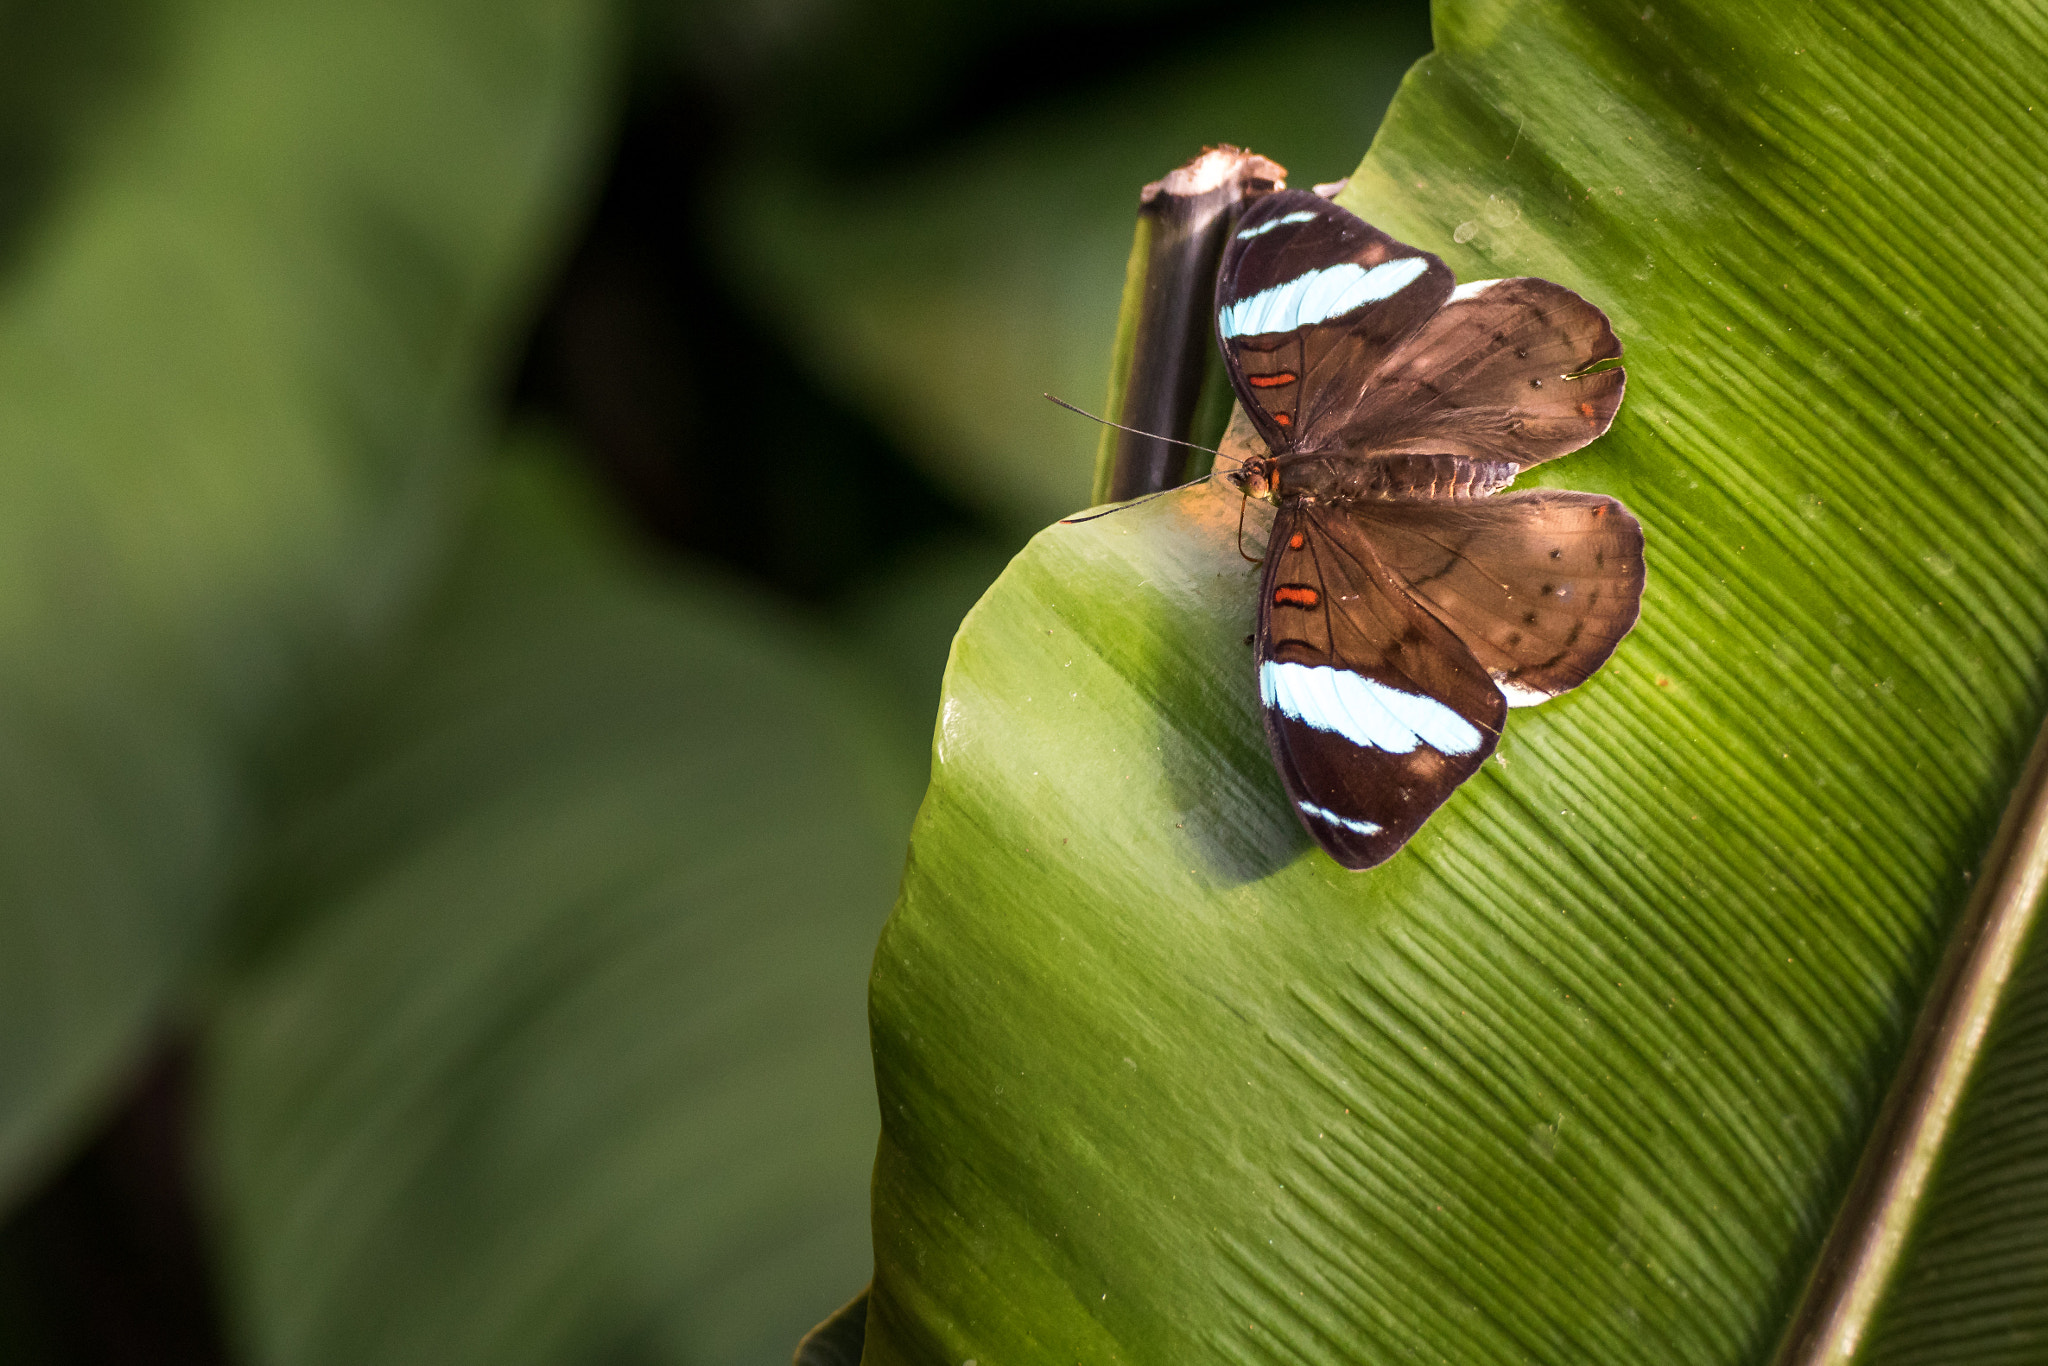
1236 484 1263 564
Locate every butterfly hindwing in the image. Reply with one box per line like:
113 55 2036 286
1350 492 1646 706
1344 276 1626 467
1257 504 1507 869
1217 191 1453 455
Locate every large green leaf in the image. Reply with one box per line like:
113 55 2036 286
0 0 610 1200
202 449 912 1366
865 0 2048 1357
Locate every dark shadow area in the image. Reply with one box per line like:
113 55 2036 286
717 0 1362 173
509 87 997 605
0 1048 227 1366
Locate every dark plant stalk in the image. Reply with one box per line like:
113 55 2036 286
1089 146 1284 506
1773 716 2048 1364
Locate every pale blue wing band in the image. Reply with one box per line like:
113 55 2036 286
1218 258 1431 339
1260 660 1483 756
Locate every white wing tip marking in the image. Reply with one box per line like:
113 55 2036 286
1448 278 1505 302
1297 801 1383 836
1496 678 1555 708
1235 209 1321 240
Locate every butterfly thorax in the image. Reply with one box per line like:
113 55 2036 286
1256 451 1520 505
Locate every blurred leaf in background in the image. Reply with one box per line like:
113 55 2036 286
708 3 1431 528
202 442 914 1366
0 0 168 269
0 0 609 1220
0 0 1437 1360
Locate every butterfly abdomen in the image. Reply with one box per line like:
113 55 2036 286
1281 452 1520 504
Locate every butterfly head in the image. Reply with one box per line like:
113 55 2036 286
1225 451 1282 505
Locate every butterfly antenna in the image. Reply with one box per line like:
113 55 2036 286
1047 394 1256 525
1057 471 1219 524
1041 393 1244 469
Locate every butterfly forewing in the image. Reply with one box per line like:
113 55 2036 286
1257 505 1507 869
1344 276 1626 467
1351 492 1645 705
1218 191 1453 455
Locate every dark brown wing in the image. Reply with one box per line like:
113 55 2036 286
1339 277 1626 468
1256 503 1506 869
1216 191 1453 455
1352 491 1645 706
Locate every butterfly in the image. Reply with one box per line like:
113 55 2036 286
1216 189 1644 870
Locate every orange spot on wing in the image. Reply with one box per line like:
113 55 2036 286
1247 372 1298 388
1273 412 1292 427
1273 585 1320 608
1288 532 1304 549
1579 400 1598 429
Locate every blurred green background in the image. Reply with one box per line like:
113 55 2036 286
0 0 1427 1360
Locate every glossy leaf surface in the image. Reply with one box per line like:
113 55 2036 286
866 0 2048 1358
0 0 607 1201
